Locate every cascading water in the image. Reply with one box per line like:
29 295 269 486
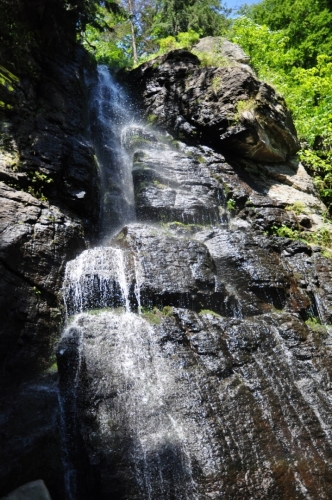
57 62 332 500
88 65 136 234
58 66 222 500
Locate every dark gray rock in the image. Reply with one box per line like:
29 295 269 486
0 5 98 497
125 49 299 162
0 379 61 500
57 303 332 499
123 127 224 224
0 182 85 375
1 480 52 500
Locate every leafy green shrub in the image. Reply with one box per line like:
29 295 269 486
138 30 201 66
227 198 236 210
299 146 332 207
230 16 332 212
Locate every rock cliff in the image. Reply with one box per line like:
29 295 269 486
0 1 98 497
56 47 332 499
2 18 332 497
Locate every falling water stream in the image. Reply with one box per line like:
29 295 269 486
88 65 136 234
56 64 332 500
58 66 221 500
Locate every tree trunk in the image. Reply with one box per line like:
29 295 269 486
127 0 138 64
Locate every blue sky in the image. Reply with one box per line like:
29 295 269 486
224 0 260 11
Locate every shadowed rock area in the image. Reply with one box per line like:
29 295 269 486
0 1 99 497
125 49 299 162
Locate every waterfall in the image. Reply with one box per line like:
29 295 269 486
58 66 219 499
56 63 332 500
88 65 136 234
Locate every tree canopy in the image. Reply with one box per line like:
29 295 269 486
82 0 230 66
240 0 332 68
151 0 229 38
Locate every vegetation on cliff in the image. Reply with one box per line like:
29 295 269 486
230 0 332 211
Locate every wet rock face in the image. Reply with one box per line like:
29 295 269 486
123 127 225 224
0 183 85 374
55 48 332 500
0 383 61 499
0 28 96 384
125 49 299 162
2 480 52 500
59 220 332 499
0 182 85 498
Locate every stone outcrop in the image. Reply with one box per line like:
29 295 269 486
125 49 299 162
1 480 52 500
58 222 332 499
193 36 251 65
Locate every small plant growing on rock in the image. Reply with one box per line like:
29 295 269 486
236 99 256 122
212 76 222 94
141 305 173 324
33 286 41 296
227 198 236 210
194 51 229 68
153 180 168 189
268 224 332 249
285 201 306 215
147 113 157 124
199 309 222 318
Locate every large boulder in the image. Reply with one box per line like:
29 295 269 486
193 36 251 65
125 49 299 162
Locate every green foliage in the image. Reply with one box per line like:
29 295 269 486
82 4 132 67
26 170 54 202
226 198 236 210
268 224 332 249
199 309 222 317
193 50 228 68
151 0 230 39
0 0 121 78
270 224 295 239
137 29 201 65
153 180 168 189
285 201 306 215
158 29 200 51
231 18 332 140
230 16 332 211
33 286 42 296
141 305 173 324
237 98 256 114
298 146 332 207
305 317 326 333
147 113 158 123
241 0 332 68
86 307 123 315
